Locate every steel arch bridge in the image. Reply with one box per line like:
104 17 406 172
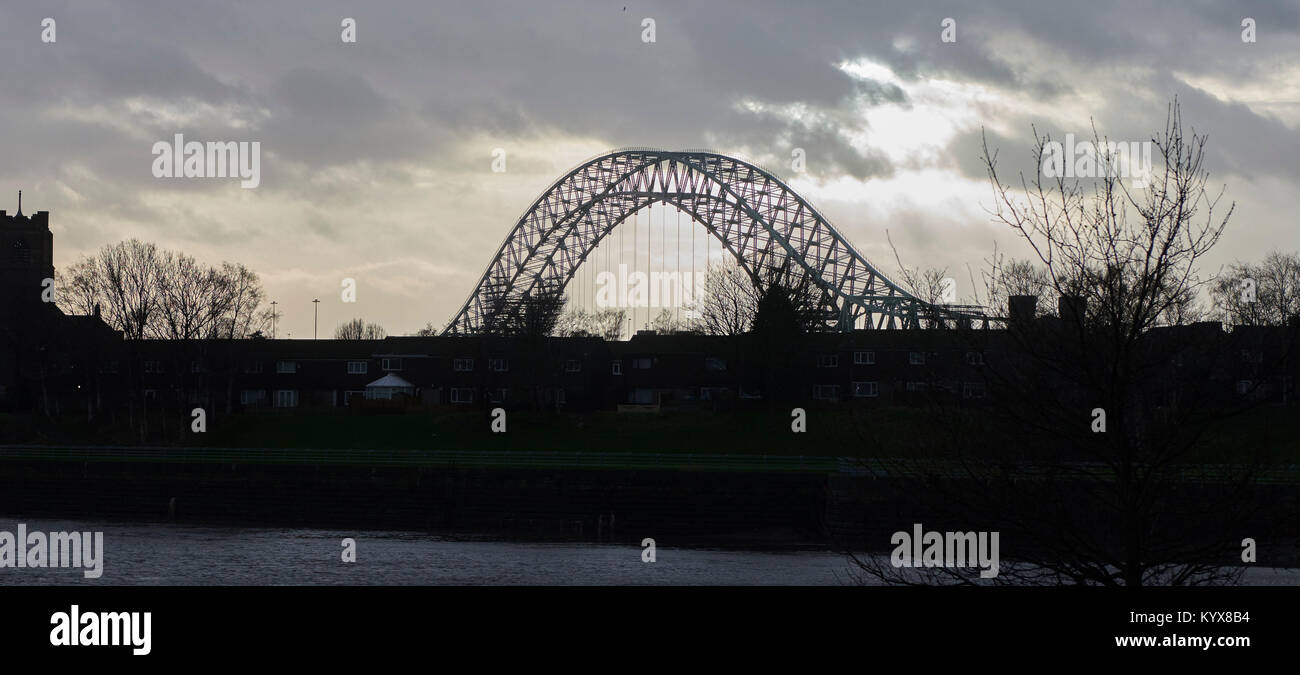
444 148 986 335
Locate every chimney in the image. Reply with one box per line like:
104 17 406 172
1008 295 1037 325
1058 294 1086 326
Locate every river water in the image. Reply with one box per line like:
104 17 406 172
2 517 1296 586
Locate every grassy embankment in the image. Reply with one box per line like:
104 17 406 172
3 405 1297 464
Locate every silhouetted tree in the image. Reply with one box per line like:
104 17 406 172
692 261 759 337
646 308 689 334
554 303 627 340
519 289 565 338
981 254 1056 320
334 318 387 340
848 101 1285 587
57 239 270 339
1210 250 1300 326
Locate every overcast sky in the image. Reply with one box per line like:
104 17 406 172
2 0 1298 337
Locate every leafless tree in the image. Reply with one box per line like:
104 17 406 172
554 304 627 340
85 239 163 340
216 262 271 339
154 251 222 340
690 261 759 336
1210 250 1300 326
889 234 952 308
646 308 690 334
334 318 387 340
848 101 1278 587
554 306 594 337
589 308 628 340
888 232 962 327
56 259 100 318
979 252 1056 318
57 240 271 340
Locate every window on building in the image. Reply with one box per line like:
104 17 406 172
382 358 403 371
240 390 267 405
632 357 653 370
488 388 508 403
813 384 840 401
453 358 474 372
347 361 368 374
611 360 622 375
244 361 263 374
143 389 158 402
190 361 202 374
906 381 929 392
909 351 926 365
853 381 879 398
965 351 984 366
143 360 163 373
853 351 875 365
489 358 509 372
1237 380 1252 395
11 240 32 264
565 359 582 372
963 382 986 399
556 389 567 405
275 389 299 408
705 357 727 371
451 388 473 403
818 354 839 368
276 360 297 374
343 390 364 406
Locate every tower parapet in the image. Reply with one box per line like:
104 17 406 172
0 197 56 319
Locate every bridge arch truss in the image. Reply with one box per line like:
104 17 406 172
444 149 985 334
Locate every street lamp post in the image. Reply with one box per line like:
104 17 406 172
270 301 278 339
313 299 320 339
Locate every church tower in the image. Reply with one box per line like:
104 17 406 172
0 192 56 320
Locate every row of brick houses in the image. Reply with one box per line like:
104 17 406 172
5 327 989 415
5 310 1298 419
3 206 1298 419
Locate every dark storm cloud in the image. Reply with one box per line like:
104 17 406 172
0 0 1297 335
5 0 1296 189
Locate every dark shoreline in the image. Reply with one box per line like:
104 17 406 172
0 456 838 548
4 454 1298 566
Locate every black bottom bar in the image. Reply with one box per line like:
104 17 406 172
0 586 1289 663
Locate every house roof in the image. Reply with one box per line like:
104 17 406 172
364 373 414 389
